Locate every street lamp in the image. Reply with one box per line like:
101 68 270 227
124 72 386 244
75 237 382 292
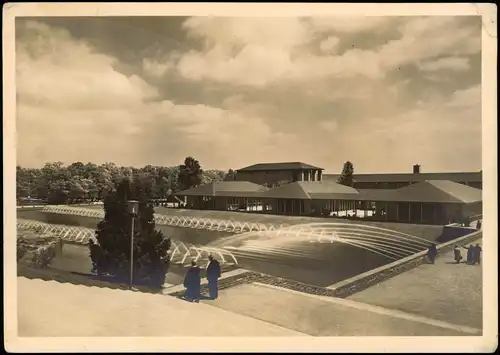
127 200 139 290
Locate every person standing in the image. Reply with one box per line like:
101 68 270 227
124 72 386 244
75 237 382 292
427 243 438 264
453 245 463 264
206 255 221 300
473 243 482 265
183 260 201 302
463 244 475 265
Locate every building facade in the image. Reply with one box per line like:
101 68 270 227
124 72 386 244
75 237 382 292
235 162 324 188
176 179 482 226
323 165 482 190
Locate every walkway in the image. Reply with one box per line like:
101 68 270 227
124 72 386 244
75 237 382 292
348 239 483 329
193 282 479 336
17 277 306 337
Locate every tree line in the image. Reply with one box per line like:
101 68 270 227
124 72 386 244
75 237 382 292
16 157 237 204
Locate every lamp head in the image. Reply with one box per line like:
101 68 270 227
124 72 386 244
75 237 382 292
127 200 139 215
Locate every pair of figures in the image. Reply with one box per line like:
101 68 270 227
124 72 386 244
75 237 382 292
454 244 482 265
183 255 221 302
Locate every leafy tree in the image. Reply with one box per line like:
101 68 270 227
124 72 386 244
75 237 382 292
89 177 171 289
337 161 354 187
202 169 226 184
35 162 72 204
16 166 41 199
16 161 188 203
178 156 203 191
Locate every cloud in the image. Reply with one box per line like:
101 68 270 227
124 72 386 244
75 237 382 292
15 20 298 169
418 57 470 72
142 58 170 77
15 17 482 173
308 16 398 34
17 21 158 111
173 16 480 87
319 36 340 53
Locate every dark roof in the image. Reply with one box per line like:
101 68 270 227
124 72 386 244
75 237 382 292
175 181 269 197
176 180 481 204
357 189 400 201
323 171 482 183
395 180 482 204
261 181 359 200
357 181 482 204
237 162 324 172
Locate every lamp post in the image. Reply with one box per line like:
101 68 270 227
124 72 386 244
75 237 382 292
127 200 139 290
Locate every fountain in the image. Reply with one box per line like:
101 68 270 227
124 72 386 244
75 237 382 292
17 219 239 268
213 222 433 262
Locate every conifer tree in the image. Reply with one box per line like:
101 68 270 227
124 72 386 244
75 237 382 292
89 176 171 289
337 161 354 187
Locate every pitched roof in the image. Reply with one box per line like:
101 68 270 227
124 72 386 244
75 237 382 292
395 180 482 204
237 162 324 172
357 189 400 201
261 181 359 200
323 171 482 183
175 181 269 197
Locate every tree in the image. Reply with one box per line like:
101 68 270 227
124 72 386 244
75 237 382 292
337 161 354 187
36 162 72 204
89 177 171 289
275 180 290 187
202 169 226 184
178 156 203 191
224 169 237 181
16 166 41 199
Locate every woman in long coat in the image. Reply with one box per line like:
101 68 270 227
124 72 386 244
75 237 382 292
462 244 475 265
453 245 463 264
184 260 201 302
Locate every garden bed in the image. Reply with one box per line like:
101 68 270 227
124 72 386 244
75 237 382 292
17 228 63 268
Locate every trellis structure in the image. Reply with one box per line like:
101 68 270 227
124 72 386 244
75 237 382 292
41 205 286 233
17 219 238 267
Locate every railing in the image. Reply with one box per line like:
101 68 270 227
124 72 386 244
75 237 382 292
17 219 238 267
41 205 286 234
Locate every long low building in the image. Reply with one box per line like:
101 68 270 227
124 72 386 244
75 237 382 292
323 165 482 190
175 180 482 225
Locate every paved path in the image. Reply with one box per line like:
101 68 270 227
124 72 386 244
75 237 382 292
17 277 307 337
348 239 483 329
197 283 478 336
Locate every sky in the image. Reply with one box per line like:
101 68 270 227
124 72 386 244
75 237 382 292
15 16 482 174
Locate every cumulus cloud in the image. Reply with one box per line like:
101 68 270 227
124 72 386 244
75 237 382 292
15 20 297 169
15 16 482 173
173 16 481 87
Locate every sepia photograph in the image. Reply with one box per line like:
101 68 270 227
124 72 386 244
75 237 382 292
3 2 497 353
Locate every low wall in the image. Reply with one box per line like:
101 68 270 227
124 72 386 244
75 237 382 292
328 229 482 298
17 264 158 294
438 225 479 243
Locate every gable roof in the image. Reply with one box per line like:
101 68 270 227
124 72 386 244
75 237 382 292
175 181 269 197
237 162 324 172
395 180 482 204
261 181 359 200
323 171 482 183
